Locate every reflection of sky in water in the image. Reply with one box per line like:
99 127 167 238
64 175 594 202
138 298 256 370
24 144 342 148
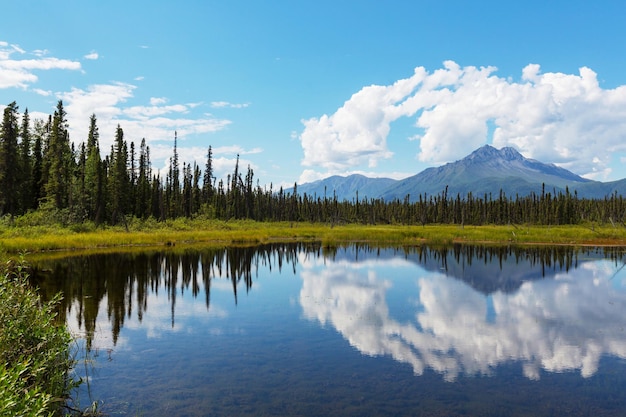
299 254 626 381
54 247 626 416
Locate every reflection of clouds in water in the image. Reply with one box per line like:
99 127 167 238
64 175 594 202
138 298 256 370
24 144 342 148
299 257 626 381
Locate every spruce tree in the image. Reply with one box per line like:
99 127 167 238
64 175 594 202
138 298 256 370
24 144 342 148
73 142 87 219
18 109 33 213
0 102 20 215
43 101 72 209
170 132 181 217
192 162 201 216
202 145 214 204
108 124 129 223
135 138 151 218
30 119 46 208
129 141 136 216
84 114 103 222
182 162 192 217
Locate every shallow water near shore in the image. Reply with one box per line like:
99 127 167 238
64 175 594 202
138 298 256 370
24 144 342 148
31 244 626 416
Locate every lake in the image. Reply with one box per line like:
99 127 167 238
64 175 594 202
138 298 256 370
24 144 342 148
31 243 626 416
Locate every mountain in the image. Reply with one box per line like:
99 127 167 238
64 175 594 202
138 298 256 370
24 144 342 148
381 145 593 201
290 145 626 201
568 178 626 199
292 174 397 201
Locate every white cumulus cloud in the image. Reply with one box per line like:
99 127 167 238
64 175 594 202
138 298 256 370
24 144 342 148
300 61 626 180
57 83 231 161
0 41 81 89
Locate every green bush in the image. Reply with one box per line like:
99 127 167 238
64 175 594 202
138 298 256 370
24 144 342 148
0 257 77 416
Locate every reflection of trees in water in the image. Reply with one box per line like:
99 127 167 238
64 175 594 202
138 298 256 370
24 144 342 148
327 244 626 293
31 243 319 350
30 244 625 351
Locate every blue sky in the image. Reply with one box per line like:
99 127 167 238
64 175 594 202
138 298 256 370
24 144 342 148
2 0 626 188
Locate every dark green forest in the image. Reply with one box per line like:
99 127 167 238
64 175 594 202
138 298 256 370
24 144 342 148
1 100 625 227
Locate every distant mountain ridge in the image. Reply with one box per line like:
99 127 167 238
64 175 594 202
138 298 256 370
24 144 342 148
293 174 396 201
290 145 626 201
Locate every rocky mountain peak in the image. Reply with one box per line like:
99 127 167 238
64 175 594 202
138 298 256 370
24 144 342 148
467 145 523 162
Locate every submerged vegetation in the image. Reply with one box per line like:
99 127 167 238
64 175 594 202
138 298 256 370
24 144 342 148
0 257 77 416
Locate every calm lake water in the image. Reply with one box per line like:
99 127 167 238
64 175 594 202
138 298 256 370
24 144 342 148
31 243 626 416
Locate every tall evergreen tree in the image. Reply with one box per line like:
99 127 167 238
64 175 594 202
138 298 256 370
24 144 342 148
0 102 20 215
84 114 103 222
192 162 201 215
72 142 87 219
151 174 164 220
18 108 33 213
230 154 241 218
108 124 129 223
43 100 72 209
135 138 151 218
202 145 214 204
30 118 46 208
128 141 137 216
182 162 192 217
170 132 181 217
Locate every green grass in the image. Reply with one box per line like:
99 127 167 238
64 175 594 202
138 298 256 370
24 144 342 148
0 256 78 416
1 215 626 255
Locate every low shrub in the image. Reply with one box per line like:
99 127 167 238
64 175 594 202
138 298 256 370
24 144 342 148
0 257 77 416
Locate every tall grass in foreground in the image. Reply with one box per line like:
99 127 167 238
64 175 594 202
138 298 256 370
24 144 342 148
0 257 78 416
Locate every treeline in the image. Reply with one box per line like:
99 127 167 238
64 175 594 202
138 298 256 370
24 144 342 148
1 100 625 227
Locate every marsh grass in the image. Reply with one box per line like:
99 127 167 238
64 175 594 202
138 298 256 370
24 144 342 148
0 256 78 416
1 217 626 256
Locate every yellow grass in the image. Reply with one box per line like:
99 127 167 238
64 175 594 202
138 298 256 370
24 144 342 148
1 218 626 256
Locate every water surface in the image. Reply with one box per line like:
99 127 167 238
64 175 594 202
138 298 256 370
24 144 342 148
32 244 626 416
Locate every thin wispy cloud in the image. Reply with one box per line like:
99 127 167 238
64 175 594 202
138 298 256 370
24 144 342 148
84 51 99 60
300 61 626 181
211 101 250 109
150 97 167 106
212 145 263 155
32 88 52 96
31 49 49 57
123 103 190 119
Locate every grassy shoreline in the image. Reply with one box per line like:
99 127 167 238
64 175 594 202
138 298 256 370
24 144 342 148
2 218 626 255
